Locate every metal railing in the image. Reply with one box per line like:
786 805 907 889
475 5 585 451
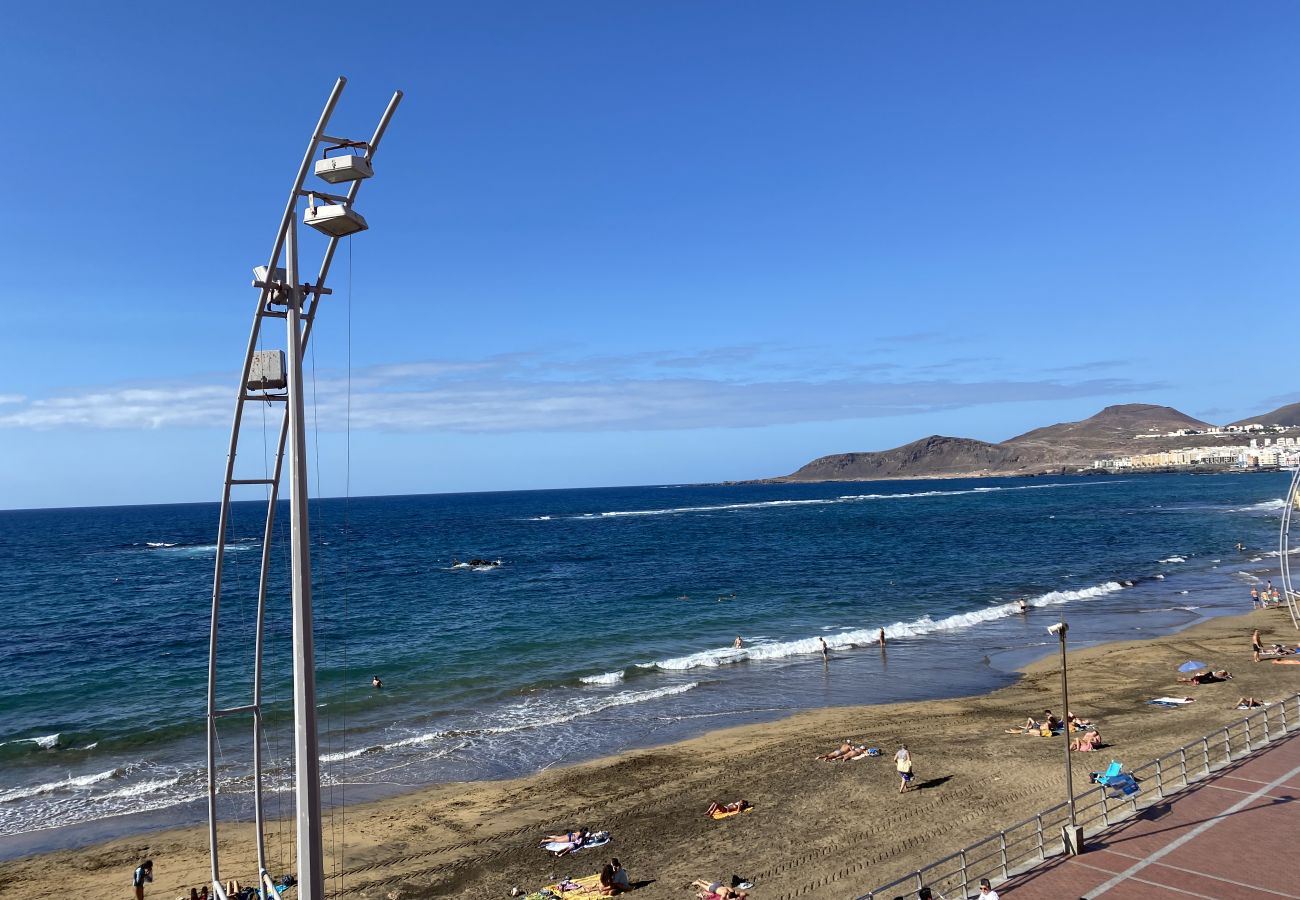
855 692 1300 899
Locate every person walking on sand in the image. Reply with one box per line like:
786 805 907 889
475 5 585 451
818 636 829 661
895 745 914 793
132 860 153 900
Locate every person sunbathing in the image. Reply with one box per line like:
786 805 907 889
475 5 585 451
692 880 748 899
1005 718 1039 734
541 827 590 855
1177 669 1233 685
540 827 587 845
1236 697 1263 709
705 800 750 817
1067 712 1092 729
818 742 863 760
1070 730 1103 752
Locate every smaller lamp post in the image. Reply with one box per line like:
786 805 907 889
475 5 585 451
1049 622 1084 855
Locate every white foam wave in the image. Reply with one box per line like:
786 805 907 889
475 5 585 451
384 683 699 751
581 671 625 685
96 776 180 801
0 733 62 750
154 543 255 555
650 582 1127 672
320 745 382 764
0 767 120 804
1232 498 1285 512
145 541 178 548
1160 556 1186 563
1260 547 1300 558
568 481 1106 520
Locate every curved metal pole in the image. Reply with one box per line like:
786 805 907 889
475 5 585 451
1281 466 1300 630
207 77 346 894
209 79 401 898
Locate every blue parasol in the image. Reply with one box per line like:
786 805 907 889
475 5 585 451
1178 661 1207 672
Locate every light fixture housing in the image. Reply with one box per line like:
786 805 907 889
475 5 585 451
247 349 287 391
303 204 369 237
314 155 373 184
252 265 287 286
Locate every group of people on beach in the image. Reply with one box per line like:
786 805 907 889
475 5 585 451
1006 708 1103 750
1251 582 1284 609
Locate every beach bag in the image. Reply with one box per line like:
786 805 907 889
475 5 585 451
896 758 913 774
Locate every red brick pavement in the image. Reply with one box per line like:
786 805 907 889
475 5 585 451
996 730 1300 899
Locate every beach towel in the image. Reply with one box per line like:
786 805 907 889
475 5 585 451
1148 697 1195 706
528 873 602 897
543 831 610 854
1271 658 1300 665
710 804 755 820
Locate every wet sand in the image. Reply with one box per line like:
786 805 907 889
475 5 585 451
3 608 1298 900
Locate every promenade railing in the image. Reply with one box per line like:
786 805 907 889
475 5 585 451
854 691 1300 900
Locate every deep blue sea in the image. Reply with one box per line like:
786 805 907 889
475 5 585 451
0 472 1290 857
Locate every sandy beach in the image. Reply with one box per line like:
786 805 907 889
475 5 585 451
4 607 1299 900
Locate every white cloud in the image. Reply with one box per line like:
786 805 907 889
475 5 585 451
0 348 1160 434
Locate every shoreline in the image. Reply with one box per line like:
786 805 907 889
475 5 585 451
4 606 1299 899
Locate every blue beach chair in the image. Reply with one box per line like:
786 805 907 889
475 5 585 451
1093 760 1139 797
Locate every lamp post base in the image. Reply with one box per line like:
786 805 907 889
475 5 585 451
1062 824 1085 855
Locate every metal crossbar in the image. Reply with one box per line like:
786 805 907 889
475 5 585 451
855 692 1300 899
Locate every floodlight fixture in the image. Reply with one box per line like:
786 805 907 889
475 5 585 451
303 203 369 237
247 350 287 391
252 266 287 287
314 154 373 184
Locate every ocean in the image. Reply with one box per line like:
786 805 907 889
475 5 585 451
0 471 1290 858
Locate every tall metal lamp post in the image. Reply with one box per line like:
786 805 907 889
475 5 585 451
1049 621 1084 855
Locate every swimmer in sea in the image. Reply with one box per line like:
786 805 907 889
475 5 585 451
372 674 383 688
1017 599 1028 614
734 636 744 649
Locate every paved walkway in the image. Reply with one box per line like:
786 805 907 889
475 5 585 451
1000 730 1300 899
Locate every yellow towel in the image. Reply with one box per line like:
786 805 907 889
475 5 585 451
542 872 603 894
710 804 755 820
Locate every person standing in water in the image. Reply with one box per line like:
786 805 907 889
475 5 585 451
878 627 886 646
818 636 829 661
733 636 744 649
372 674 383 688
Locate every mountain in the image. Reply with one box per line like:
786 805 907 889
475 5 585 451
782 435 1052 482
1232 403 1300 428
770 404 1234 483
1006 404 1211 453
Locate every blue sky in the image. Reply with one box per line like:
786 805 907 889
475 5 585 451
2 2 1298 509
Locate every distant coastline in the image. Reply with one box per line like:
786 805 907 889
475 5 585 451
757 402 1300 484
